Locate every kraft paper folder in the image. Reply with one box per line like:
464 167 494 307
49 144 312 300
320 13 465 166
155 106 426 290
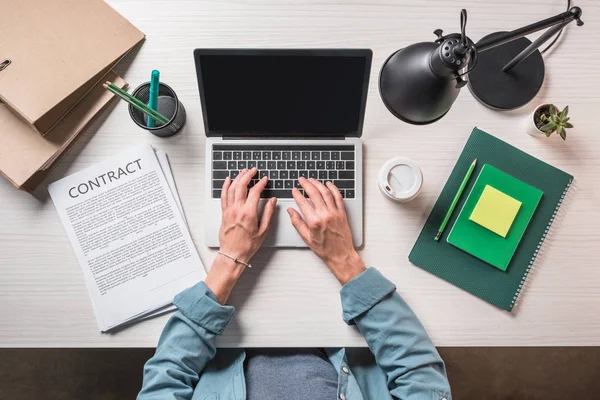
0 73 127 191
0 0 145 191
0 0 144 135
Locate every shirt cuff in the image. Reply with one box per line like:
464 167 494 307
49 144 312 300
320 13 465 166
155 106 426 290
173 281 235 335
340 267 396 325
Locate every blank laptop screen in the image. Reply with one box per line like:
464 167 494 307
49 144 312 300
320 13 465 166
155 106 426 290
195 50 371 136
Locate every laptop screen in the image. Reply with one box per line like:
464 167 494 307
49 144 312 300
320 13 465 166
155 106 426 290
194 50 371 137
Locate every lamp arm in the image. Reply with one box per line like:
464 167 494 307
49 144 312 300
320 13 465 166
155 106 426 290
475 6 583 53
501 21 570 72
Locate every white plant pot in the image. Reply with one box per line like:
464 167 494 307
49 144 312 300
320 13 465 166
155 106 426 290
525 103 550 137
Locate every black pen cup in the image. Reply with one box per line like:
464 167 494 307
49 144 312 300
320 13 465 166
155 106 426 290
129 82 186 137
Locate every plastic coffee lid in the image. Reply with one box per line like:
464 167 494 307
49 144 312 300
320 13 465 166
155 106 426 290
378 157 423 202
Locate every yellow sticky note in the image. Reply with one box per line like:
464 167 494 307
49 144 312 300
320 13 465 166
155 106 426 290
469 185 522 238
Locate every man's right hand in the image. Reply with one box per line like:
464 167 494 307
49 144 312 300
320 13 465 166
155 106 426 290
287 177 366 285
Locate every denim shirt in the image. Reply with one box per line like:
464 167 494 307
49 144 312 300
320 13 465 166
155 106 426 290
137 268 452 400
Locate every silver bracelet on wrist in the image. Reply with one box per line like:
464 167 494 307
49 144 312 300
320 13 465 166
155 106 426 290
218 251 252 268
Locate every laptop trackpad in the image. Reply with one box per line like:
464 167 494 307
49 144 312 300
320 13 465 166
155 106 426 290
261 200 307 248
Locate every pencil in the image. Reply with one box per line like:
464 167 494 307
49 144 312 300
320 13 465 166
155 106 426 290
105 81 165 121
434 159 477 241
105 81 168 123
104 84 168 124
104 85 169 125
103 83 169 125
105 81 167 122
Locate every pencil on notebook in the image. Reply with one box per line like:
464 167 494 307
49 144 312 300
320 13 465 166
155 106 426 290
103 82 169 125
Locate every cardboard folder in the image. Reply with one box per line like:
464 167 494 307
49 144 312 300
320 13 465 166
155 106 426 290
0 72 127 191
0 0 144 135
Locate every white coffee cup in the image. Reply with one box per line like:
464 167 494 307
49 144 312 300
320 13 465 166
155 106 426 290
378 157 423 202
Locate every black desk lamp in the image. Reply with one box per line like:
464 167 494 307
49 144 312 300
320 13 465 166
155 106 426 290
379 7 584 125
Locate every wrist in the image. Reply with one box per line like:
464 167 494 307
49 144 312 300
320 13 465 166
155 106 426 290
213 254 246 280
327 251 366 286
218 246 254 266
205 255 246 304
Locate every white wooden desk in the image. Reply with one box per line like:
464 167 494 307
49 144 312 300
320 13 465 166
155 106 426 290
1 0 599 347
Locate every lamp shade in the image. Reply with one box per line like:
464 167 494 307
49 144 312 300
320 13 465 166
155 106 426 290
379 41 463 125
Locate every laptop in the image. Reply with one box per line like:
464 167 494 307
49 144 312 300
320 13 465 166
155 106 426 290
194 49 372 247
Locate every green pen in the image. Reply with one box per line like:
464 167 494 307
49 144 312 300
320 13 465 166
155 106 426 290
434 158 477 241
147 70 160 127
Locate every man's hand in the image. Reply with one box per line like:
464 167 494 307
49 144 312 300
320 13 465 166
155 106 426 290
205 168 276 304
218 168 276 262
288 177 366 285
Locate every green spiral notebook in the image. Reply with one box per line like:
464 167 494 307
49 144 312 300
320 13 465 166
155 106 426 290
409 128 573 311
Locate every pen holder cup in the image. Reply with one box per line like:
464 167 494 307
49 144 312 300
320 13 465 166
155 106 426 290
128 82 186 137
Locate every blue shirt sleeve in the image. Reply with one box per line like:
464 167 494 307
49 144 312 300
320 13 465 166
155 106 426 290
137 281 235 400
340 268 452 400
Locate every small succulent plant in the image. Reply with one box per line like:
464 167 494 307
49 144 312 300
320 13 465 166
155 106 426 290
538 105 573 140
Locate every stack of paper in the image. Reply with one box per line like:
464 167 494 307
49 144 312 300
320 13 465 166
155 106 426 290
48 145 205 331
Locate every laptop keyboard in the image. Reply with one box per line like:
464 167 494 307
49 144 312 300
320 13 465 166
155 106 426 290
212 145 356 199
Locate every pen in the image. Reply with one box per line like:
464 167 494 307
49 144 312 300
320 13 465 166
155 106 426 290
434 158 477 241
147 70 160 127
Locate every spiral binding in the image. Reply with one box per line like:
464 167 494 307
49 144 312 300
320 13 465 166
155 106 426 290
510 178 575 311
